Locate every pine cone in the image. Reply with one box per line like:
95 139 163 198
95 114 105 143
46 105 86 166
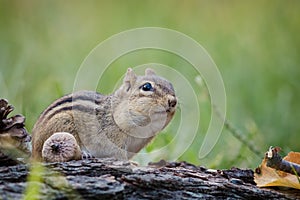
0 99 31 166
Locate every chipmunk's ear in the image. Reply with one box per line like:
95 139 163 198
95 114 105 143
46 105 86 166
124 68 137 91
145 68 156 76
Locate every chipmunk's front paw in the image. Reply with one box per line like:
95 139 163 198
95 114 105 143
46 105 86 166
81 150 94 159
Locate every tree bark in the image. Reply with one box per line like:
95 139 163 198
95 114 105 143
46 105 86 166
0 158 299 199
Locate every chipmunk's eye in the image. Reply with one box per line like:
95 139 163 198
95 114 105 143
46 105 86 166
141 82 153 92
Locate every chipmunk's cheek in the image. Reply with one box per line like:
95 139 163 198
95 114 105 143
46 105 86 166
127 103 168 138
128 110 151 127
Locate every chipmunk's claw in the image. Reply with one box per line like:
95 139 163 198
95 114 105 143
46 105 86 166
81 150 94 159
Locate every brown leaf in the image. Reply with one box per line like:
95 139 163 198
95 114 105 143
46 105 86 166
255 151 300 189
284 152 300 165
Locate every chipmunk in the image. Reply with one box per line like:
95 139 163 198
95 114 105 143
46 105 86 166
31 68 177 162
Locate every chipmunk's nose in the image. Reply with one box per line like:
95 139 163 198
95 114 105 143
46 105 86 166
168 96 177 109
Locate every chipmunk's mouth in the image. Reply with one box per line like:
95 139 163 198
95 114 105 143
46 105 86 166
166 108 175 113
154 109 175 116
152 103 176 115
166 105 177 113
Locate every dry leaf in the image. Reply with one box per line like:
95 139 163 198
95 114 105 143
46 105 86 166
254 150 300 190
284 152 300 164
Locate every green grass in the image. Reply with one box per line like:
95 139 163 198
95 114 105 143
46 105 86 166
1 0 300 169
23 162 44 200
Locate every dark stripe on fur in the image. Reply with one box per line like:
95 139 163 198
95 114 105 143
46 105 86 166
45 104 97 122
41 95 73 118
39 91 102 122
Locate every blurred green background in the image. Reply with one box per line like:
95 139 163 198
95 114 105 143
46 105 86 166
1 0 300 168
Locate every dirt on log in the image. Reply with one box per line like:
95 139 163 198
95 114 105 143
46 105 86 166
0 158 299 200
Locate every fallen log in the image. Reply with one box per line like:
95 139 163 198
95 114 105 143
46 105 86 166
0 158 299 199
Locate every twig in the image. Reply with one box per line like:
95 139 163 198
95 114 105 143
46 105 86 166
266 146 300 176
213 104 261 156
